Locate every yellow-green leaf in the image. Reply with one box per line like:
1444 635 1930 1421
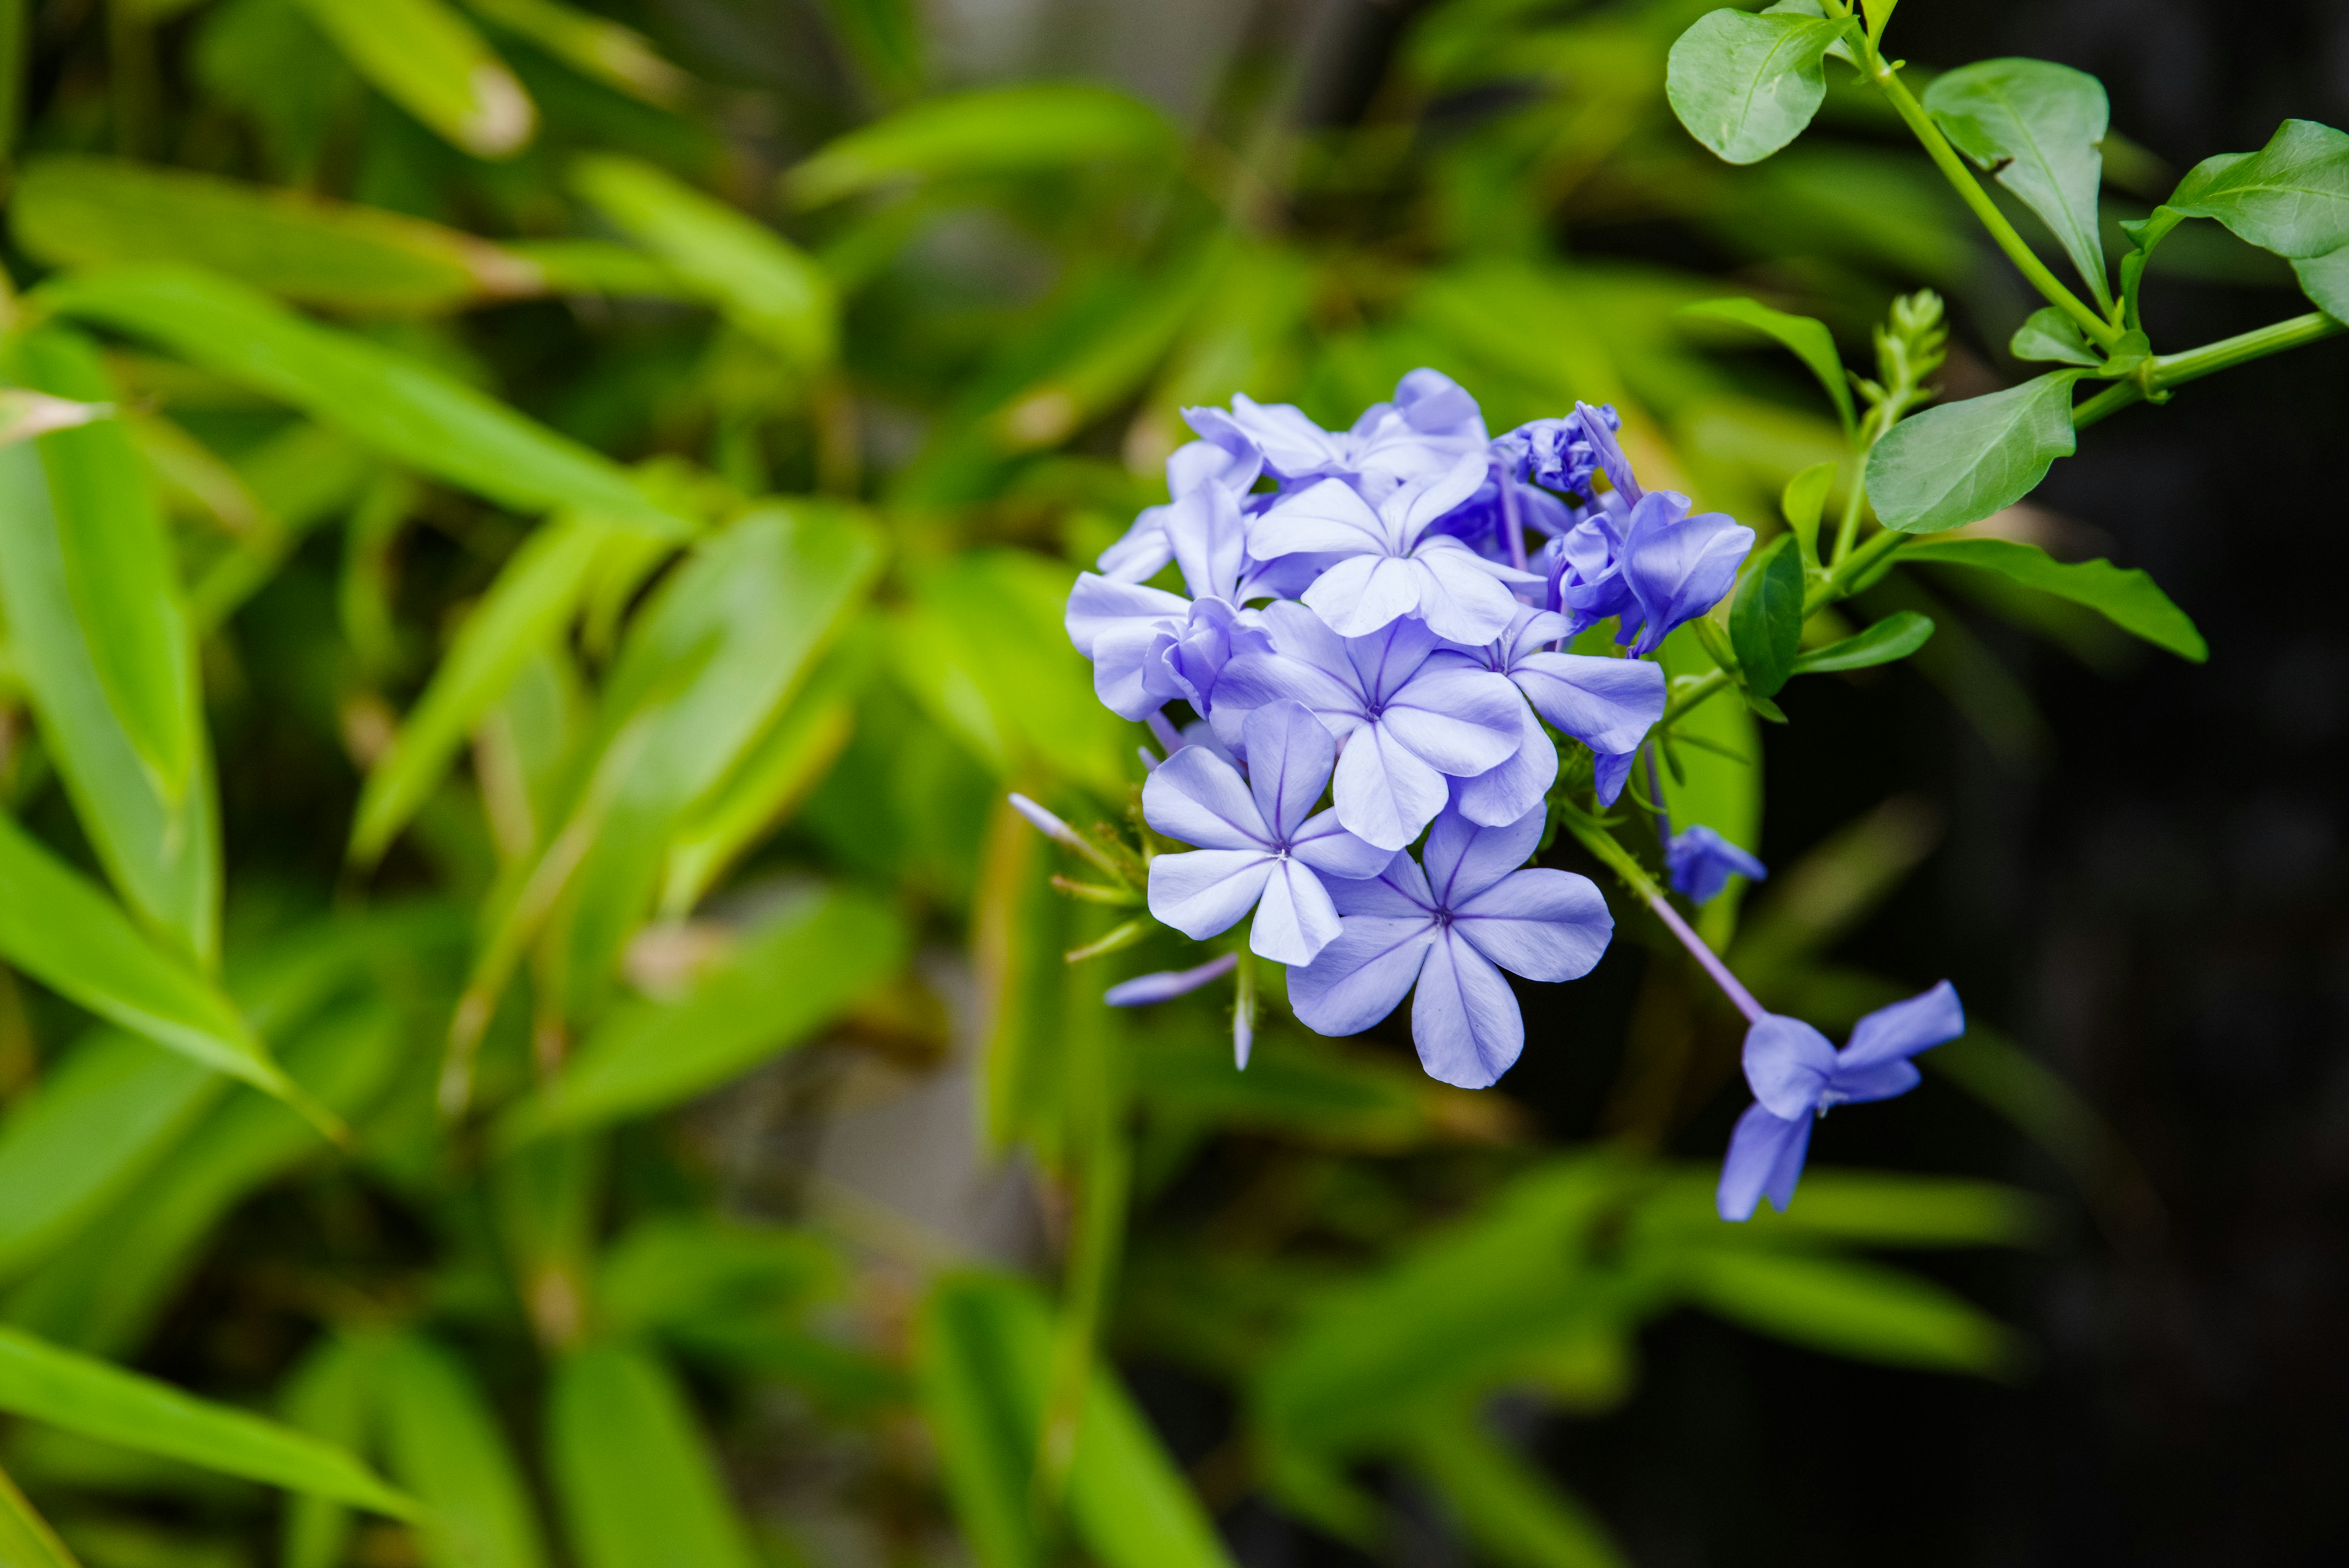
292 0 535 158
548 1345 758 1568
787 83 1178 206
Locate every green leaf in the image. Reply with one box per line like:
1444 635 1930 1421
1678 298 1854 433
786 83 1178 206
2290 243 2349 321
0 812 321 1123
1664 10 1847 167
0 1462 82 1568
572 155 837 368
549 1345 759 1568
0 1325 415 1514
1401 1411 1625 1568
918 1273 1234 1568
658 691 855 918
1779 460 1836 570
291 0 535 157
2163 119 2349 259
497 886 905 1146
278 1335 377 1568
1677 1249 2023 1376
0 1035 220 1283
350 511 629 866
461 0 687 107
0 439 217 964
1787 610 1935 675
1632 1167 2046 1249
1923 59 2113 309
2007 305 2099 365
379 1335 549 1568
10 155 541 314
594 1216 833 1340
1728 533 1804 699
1864 370 2083 534
37 266 689 535
1897 535 2206 661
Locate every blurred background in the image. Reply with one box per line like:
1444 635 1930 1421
0 0 2344 1565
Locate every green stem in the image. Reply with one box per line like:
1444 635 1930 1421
2070 379 2143 431
2149 310 2345 389
1865 54 2120 347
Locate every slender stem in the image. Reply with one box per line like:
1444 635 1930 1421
1829 463 1869 568
2070 380 2143 431
2149 310 2345 389
1566 818 1765 1024
1865 56 2120 347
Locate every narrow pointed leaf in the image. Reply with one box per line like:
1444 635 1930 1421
279 1336 379 1568
1898 535 2205 660
1678 1249 2022 1376
786 83 1177 205
292 0 535 157
572 154 836 366
0 1325 415 1514
1787 611 1935 674
1865 371 2084 533
11 155 543 314
462 0 688 106
1665 10 1847 166
1679 298 1854 433
549 1345 759 1568
1923 59 2113 308
380 1336 549 1568
0 1463 82 1568
37 266 689 534
1402 1412 1625 1568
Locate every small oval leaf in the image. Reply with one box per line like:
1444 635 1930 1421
1865 371 2083 534
1666 10 1847 166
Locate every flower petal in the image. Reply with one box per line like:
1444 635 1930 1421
1088 620 1174 721
1411 929 1524 1088
1409 540 1528 644
1742 1013 1838 1121
1423 804 1545 906
1305 554 1426 638
1065 572 1187 658
1450 702 1556 828
1716 1102 1813 1221
1288 917 1434 1037
1146 849 1274 940
1838 979 1965 1071
1141 745 1269 851
1453 868 1614 982
1239 700 1339 842
1379 666 1523 778
1510 650 1665 754
1289 807 1397 881
1249 476 1390 557
1390 450 1493 543
1826 1058 1923 1105
1327 853 1435 918
1104 952 1239 1007
1250 858 1343 967
1333 721 1450 851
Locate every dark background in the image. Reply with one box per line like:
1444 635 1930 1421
1281 4 2349 1564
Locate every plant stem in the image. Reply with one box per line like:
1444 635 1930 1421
1660 526 1912 727
1863 53 2120 347
2150 310 2345 388
1565 817 1764 1024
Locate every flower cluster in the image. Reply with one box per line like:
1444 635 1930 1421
1064 371 1754 1087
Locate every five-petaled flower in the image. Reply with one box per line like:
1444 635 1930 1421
1290 806 1614 1089
1666 825 1768 905
1716 982 1967 1221
1143 700 1395 966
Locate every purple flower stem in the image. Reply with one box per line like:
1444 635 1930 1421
1644 890 1765 1023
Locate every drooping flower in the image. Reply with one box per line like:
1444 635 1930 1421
1212 604 1523 851
1143 700 1394 965
1247 453 1541 644
1716 982 1967 1221
1666 825 1767 905
1433 606 1666 825
1617 489 1756 658
1289 806 1614 1088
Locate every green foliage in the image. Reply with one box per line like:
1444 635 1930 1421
1789 610 1935 674
1729 533 1806 697
1665 10 1850 167
1866 370 2082 532
1922 59 2114 309
1899 537 2207 661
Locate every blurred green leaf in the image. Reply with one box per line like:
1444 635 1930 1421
572 155 837 368
379 1334 549 1568
0 812 319 1124
1899 535 2206 660
1679 298 1855 433
1729 533 1805 698
1633 1167 2048 1249
1924 59 2114 308
1665 10 1846 167
1865 371 2083 533
12 156 542 314
38 267 690 535
659 687 855 918
1788 609 1935 674
595 1215 833 1339
1676 1248 2023 1376
278 1334 377 1568
292 0 535 157
0 1462 82 1568
549 1344 758 1568
499 886 905 1145
1402 1411 1624 1568
462 0 687 106
786 83 1178 206
0 1325 414 1513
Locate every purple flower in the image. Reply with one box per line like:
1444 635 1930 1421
1143 701 1395 966
1097 436 1263 583
1540 504 1638 634
1666 825 1767 905
1247 454 1540 644
1290 807 1614 1088
1618 490 1754 658
1592 748 1638 808
1716 982 1967 1221
1066 481 1270 721
1213 604 1524 851
1495 403 1622 499
1183 369 1488 502
1105 952 1238 1007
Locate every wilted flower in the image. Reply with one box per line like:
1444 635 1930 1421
1143 700 1393 965
1666 825 1767 905
1290 807 1614 1088
1716 982 1967 1221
